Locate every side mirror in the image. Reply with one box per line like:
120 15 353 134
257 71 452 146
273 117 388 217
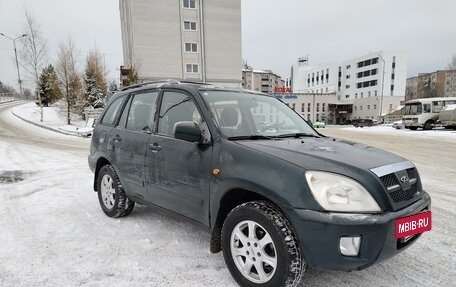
173 121 202 143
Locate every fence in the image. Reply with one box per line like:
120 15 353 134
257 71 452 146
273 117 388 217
0 93 16 103
84 108 104 125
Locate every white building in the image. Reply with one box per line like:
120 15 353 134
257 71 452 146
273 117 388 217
242 65 285 93
291 51 406 122
119 0 242 87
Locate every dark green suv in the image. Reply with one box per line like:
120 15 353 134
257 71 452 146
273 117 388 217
89 80 431 287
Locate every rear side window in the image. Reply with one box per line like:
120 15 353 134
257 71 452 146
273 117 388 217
100 96 125 125
126 92 159 132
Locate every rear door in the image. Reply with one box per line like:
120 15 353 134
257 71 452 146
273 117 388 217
145 89 212 224
111 90 159 201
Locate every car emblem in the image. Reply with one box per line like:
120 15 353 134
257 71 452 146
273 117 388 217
400 176 409 183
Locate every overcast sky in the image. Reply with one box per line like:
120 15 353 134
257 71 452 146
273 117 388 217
1 0 455 92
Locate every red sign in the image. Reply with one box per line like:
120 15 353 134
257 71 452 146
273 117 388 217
274 86 293 93
395 211 431 239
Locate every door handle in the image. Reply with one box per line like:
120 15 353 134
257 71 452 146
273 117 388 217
149 143 162 153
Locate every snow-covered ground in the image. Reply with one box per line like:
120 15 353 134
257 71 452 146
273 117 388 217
12 102 93 137
1 101 455 287
338 125 456 143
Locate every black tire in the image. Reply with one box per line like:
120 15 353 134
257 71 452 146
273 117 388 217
221 201 305 287
409 127 418 130
97 165 135 217
423 120 433 130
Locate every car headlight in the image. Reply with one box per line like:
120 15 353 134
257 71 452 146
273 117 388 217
305 171 381 213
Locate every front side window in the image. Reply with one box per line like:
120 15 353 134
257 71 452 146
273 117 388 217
423 104 431 113
201 91 317 138
100 96 125 125
158 91 202 137
432 101 444 113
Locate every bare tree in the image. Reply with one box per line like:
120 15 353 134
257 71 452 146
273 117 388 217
56 37 81 125
20 9 47 122
447 54 456 70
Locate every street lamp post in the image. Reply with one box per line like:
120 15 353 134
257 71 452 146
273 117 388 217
0 33 27 96
378 54 386 123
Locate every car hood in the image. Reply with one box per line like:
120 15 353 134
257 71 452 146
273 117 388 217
236 137 406 172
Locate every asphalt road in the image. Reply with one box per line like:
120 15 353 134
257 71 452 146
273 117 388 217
1 102 455 286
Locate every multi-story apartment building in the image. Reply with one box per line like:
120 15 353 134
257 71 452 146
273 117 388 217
291 51 406 122
242 65 285 93
119 0 242 87
405 70 456 102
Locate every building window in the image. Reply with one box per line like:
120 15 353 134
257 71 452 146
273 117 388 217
183 0 196 8
345 94 350 98
375 90 378 96
361 92 363 98
184 21 197 31
346 85 350 89
322 103 326 112
316 103 320 112
301 103 305 112
292 103 296 110
354 106 357 111
374 104 377 109
346 75 350 79
360 106 363 110
368 91 371 97
346 65 351 69
367 105 370 110
307 103 311 112
186 64 199 73
389 104 393 110
184 43 198 52
355 93 358 99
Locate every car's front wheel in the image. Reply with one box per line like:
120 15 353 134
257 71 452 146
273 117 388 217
221 201 305 287
97 165 135 218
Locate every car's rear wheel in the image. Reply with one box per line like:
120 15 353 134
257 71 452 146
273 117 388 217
97 165 135 217
221 201 305 287
423 120 433 130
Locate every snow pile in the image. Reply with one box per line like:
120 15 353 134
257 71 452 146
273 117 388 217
12 102 93 137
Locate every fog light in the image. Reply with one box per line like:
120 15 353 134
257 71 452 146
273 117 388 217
340 236 361 256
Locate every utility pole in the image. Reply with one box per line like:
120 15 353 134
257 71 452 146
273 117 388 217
0 33 27 97
378 53 386 123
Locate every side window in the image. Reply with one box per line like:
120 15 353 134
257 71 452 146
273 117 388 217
158 91 202 137
125 91 158 132
117 96 133 128
100 96 125 125
423 104 431 113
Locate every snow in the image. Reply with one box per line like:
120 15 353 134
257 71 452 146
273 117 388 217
12 101 93 137
1 101 455 286
339 125 456 143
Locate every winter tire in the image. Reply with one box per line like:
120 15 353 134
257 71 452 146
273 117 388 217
221 201 306 287
423 120 433 130
97 165 135 217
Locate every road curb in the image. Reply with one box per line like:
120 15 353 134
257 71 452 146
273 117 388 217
11 109 86 138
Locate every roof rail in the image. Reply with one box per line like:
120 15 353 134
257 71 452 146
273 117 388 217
120 79 208 91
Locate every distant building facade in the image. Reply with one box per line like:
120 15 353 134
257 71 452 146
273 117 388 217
291 51 406 122
242 65 285 93
119 0 242 87
405 70 456 102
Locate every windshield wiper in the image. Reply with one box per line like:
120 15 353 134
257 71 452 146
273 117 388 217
227 135 274 140
277 133 320 138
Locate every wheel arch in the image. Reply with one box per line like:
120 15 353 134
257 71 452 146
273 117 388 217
93 157 112 192
209 188 293 254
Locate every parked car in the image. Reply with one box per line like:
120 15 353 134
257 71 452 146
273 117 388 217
392 120 403 129
353 118 374 127
89 80 431 287
312 121 326 128
340 120 353 125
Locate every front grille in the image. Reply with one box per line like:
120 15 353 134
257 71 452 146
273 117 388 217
380 173 399 188
379 168 421 205
390 183 418 203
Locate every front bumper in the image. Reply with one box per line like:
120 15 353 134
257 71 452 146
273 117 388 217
289 191 431 271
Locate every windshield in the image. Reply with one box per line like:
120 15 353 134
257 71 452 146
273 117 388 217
200 90 318 138
405 103 422 115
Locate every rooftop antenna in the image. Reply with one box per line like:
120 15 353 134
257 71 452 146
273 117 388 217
298 55 309 66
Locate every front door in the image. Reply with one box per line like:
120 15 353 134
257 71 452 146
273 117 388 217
146 90 212 224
